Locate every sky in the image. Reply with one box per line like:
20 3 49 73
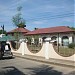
0 0 74 31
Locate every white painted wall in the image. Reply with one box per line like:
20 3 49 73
24 42 46 57
11 42 25 54
48 43 75 61
11 40 75 61
31 37 34 44
69 36 73 44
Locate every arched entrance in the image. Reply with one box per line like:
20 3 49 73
62 36 69 46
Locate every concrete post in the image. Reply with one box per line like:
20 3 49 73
21 41 25 55
45 38 50 59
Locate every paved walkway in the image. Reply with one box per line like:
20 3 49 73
13 53 75 68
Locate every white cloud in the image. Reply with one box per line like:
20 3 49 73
0 0 73 31
11 0 27 7
0 0 27 13
32 21 43 25
62 17 74 22
0 3 16 17
0 0 27 29
31 20 47 25
26 4 65 13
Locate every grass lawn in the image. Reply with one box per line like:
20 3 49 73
54 46 75 57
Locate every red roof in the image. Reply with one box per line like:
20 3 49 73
26 26 75 35
7 27 30 33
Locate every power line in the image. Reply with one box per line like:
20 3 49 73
0 13 74 23
26 13 74 21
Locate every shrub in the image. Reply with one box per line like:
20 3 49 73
68 43 75 49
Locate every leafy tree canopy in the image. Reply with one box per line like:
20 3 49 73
68 26 75 30
12 6 26 28
0 30 6 34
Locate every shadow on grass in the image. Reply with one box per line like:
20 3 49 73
0 66 25 75
24 65 63 75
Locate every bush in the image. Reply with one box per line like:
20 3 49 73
68 43 75 49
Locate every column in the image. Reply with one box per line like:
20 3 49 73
21 40 25 55
59 37 62 46
45 38 50 59
69 36 72 44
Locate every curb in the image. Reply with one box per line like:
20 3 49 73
14 54 75 68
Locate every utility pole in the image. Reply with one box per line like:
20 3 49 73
1 25 4 34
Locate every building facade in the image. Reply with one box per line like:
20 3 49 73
26 26 75 46
7 26 75 46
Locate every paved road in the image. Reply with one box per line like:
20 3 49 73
0 57 75 75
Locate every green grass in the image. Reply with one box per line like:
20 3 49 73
54 46 75 57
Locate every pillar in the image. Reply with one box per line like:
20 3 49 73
69 36 73 44
45 38 50 59
21 39 25 55
59 37 62 46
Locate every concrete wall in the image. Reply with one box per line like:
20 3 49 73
11 42 23 54
24 43 45 57
11 42 45 57
48 43 75 61
11 41 75 62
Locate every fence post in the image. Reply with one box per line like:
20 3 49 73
45 38 50 59
20 39 25 55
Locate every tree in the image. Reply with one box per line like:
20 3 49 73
0 30 6 34
0 25 6 34
12 6 26 28
68 26 75 30
70 27 75 30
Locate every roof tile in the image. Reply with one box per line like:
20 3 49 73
7 28 30 33
26 26 75 35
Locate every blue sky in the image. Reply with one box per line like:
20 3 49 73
0 0 74 31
